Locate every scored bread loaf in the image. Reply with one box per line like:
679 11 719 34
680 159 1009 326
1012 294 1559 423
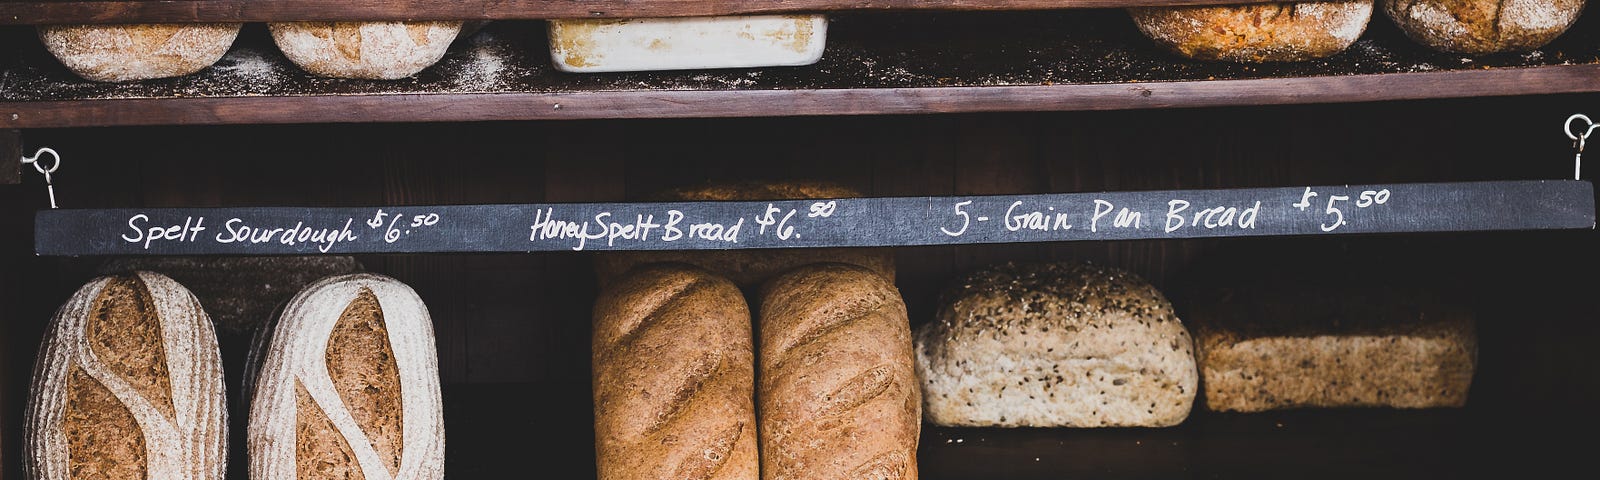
591 264 759 480
38 23 241 82
593 181 895 288
247 274 444 480
915 262 1197 428
1190 285 1477 412
758 263 919 480
269 21 463 79
1128 1 1374 62
1382 0 1585 54
98 256 365 337
25 272 227 480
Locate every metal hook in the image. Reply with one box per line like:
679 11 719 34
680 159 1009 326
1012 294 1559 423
1566 114 1591 181
19 147 59 208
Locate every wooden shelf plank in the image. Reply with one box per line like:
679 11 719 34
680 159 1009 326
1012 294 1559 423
3 11 1599 128
0 0 1288 25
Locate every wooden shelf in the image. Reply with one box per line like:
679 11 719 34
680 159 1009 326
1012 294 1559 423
432 383 1590 479
3 11 1599 128
0 0 1287 25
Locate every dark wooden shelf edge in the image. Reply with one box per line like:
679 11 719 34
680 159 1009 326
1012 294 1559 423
6 65 1599 128
0 0 1292 25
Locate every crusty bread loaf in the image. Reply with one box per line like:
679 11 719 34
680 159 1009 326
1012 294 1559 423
247 274 444 480
269 21 462 79
594 181 895 288
25 272 227 480
1190 285 1477 412
38 23 241 82
1382 0 1585 54
915 262 1197 428
758 263 919 480
1129 1 1374 62
591 264 758 480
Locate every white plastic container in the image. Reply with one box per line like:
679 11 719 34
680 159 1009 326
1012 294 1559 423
547 15 827 73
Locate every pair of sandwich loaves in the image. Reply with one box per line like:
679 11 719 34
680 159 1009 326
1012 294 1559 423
25 271 446 480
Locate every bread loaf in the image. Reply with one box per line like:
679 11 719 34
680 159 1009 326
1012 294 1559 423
269 21 462 79
548 15 827 73
1382 0 1585 54
592 264 758 480
915 262 1197 428
247 274 444 480
758 263 919 480
38 23 241 82
24 272 227 480
594 181 895 288
1190 285 1477 412
1128 1 1374 62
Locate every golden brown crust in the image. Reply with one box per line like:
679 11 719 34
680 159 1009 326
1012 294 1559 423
1129 1 1374 62
1190 286 1477 412
268 21 462 80
86 276 176 423
324 288 404 477
1382 0 1584 53
65 365 149 480
592 264 758 480
594 181 894 288
757 264 919 480
296 381 362 479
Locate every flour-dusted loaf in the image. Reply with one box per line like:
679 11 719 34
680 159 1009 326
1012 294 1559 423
39 23 241 82
758 264 919 480
1129 1 1374 62
269 21 463 79
247 274 444 480
915 262 1197 428
592 264 759 480
1382 0 1585 54
548 15 827 73
594 181 894 288
1190 285 1477 412
24 272 227 480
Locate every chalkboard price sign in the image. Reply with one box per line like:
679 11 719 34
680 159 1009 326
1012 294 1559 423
34 180 1595 256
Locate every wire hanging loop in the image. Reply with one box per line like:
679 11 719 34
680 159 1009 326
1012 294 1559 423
19 147 60 209
1565 114 1594 181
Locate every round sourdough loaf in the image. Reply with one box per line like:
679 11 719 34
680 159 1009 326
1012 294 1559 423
1382 0 1585 54
38 23 241 82
1128 1 1374 62
915 262 1197 427
25 272 227 480
247 274 444 480
269 21 462 79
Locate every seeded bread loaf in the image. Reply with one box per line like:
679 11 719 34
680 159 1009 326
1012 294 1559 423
1190 285 1477 412
593 181 895 288
269 21 462 79
592 264 759 480
247 274 445 480
758 264 919 480
38 23 241 82
915 262 1197 428
1382 0 1585 54
25 272 227 480
1129 1 1375 62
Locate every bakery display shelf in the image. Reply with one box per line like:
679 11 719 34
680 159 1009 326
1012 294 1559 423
0 0 1288 25
438 382 1584 479
3 10 1600 128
